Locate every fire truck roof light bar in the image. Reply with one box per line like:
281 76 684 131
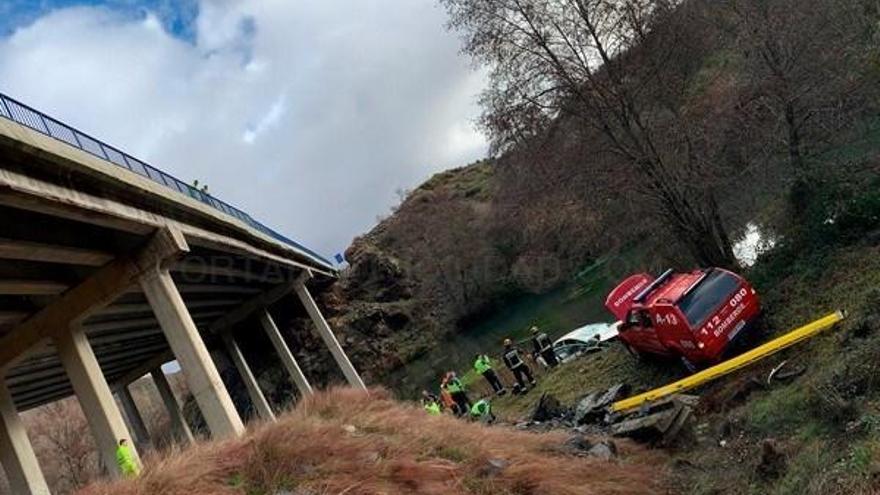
633 268 674 304
679 269 712 300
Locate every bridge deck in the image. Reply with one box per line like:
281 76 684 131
0 93 336 410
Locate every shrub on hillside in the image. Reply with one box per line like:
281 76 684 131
77 388 666 495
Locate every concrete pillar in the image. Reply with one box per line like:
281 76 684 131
222 332 275 421
150 369 193 444
140 269 244 438
0 381 50 495
259 310 313 397
294 281 366 390
117 386 151 450
55 325 140 478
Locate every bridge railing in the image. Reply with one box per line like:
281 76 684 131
0 92 333 269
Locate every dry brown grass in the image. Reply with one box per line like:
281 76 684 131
76 387 665 495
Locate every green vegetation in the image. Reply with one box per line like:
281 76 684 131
487 176 880 494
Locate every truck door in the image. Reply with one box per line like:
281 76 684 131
653 307 699 359
625 308 668 355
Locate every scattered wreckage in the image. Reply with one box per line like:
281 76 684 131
518 311 846 445
523 387 698 446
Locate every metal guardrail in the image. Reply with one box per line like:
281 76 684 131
0 92 334 269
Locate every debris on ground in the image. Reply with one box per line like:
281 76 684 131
530 392 569 422
516 384 696 445
767 360 806 384
609 395 698 445
574 383 629 425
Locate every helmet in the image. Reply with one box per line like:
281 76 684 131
530 326 539 334
503 338 512 346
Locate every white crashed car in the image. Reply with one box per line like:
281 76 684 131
552 322 619 363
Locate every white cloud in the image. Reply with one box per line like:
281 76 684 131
243 92 286 144
0 0 488 256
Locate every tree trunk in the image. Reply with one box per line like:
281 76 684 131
784 101 805 175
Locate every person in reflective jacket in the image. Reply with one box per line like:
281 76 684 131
115 439 139 478
469 398 496 423
421 390 442 415
502 338 535 391
530 326 559 368
441 371 471 415
473 353 506 395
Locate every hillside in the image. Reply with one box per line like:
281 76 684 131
310 0 880 388
75 388 666 495
316 155 614 382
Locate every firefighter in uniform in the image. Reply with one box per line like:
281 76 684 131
474 353 506 394
502 338 535 391
530 326 559 368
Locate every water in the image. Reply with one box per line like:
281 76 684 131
733 222 776 267
386 275 616 399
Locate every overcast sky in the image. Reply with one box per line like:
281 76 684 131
0 0 488 259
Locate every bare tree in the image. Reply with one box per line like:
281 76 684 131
442 0 738 267
27 400 99 493
724 0 876 198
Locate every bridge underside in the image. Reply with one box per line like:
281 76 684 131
0 203 300 411
0 96 365 494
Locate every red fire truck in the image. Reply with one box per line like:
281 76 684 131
604 268 762 371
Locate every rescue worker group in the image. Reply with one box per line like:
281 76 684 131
419 326 558 421
113 327 561 479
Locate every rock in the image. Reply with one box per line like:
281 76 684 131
756 439 786 479
587 440 618 461
530 393 567 422
479 458 509 477
562 434 593 453
343 424 357 434
561 435 617 460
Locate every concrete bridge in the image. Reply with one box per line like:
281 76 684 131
0 93 365 494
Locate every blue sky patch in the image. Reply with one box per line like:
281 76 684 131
0 0 199 42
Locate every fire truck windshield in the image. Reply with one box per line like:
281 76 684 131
676 270 741 327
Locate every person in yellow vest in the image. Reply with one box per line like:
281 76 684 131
441 371 472 416
473 353 506 395
421 390 442 415
115 438 139 478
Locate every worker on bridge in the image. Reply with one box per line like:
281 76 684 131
503 338 535 392
474 353 506 395
441 371 472 416
115 438 139 478
530 326 559 368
